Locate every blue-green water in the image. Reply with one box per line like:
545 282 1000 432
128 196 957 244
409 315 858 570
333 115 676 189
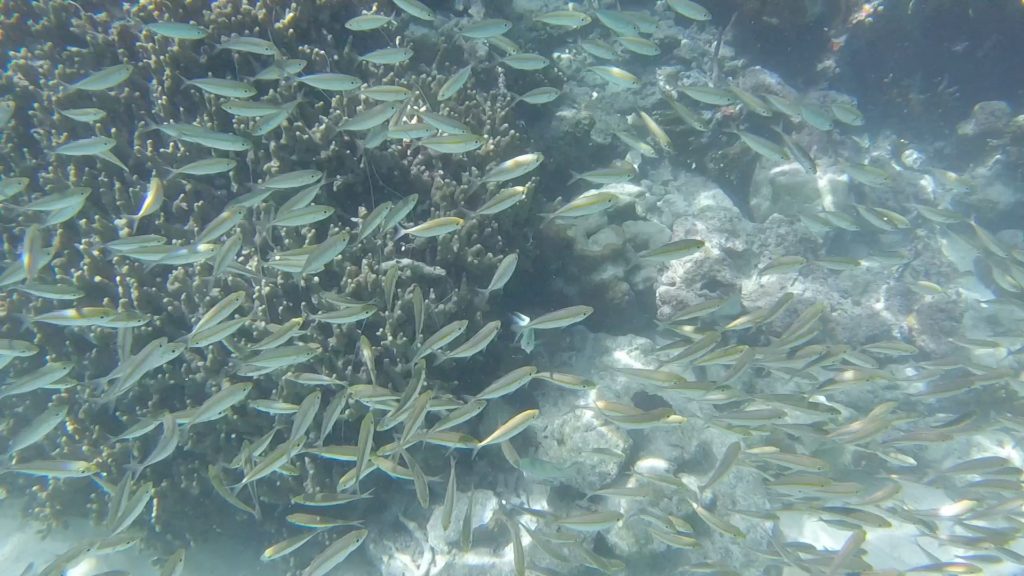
2 1 1024 575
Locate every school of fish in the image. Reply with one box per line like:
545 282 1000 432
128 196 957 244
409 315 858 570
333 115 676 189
0 0 1022 575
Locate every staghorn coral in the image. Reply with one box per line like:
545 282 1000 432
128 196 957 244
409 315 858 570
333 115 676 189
0 0 555 562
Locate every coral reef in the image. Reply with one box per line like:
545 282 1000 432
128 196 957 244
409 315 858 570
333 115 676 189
2 0 1024 575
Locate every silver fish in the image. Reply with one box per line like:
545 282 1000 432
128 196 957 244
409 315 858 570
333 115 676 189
6 404 68 454
300 529 368 576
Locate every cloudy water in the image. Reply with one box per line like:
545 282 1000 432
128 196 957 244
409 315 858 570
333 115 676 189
1 0 1024 575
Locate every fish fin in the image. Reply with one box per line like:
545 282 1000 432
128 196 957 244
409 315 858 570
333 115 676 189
623 149 642 169
0 202 28 212
264 5 285 58
56 80 75 97
124 457 143 482
510 314 528 344
174 71 192 88
519 328 535 353
138 118 163 135
10 313 33 333
470 286 492 309
126 214 142 235
537 211 559 227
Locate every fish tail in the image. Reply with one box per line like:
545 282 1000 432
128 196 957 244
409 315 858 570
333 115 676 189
83 375 109 393
201 273 217 296
125 462 143 481
510 313 533 347
496 96 520 120
10 313 33 333
509 311 536 348
511 312 530 329
90 390 120 417
138 119 161 134
224 355 247 375
156 160 177 180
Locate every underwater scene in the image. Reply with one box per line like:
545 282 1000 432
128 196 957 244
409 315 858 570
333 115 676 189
1 0 1024 574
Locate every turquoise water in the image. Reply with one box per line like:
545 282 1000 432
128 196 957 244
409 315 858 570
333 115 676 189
2 1 1024 575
